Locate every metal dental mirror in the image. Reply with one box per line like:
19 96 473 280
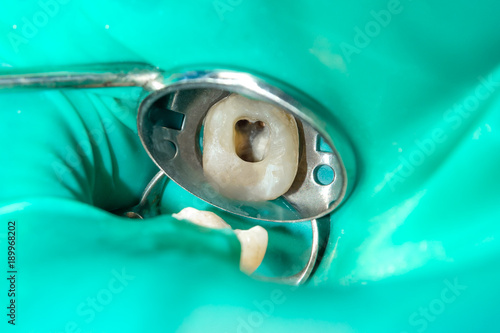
0 63 351 284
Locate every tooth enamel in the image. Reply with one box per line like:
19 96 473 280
172 207 230 229
203 93 299 201
234 226 268 274
172 207 268 274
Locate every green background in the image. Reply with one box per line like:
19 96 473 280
1 0 499 332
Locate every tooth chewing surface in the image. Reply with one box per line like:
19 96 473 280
203 93 299 201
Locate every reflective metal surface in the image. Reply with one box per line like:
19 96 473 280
138 70 347 222
252 218 323 285
0 63 349 222
119 170 328 285
115 171 168 219
0 63 162 90
283 120 344 218
0 63 341 284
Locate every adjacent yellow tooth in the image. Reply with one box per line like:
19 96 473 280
172 207 230 229
234 226 268 274
172 207 268 274
203 93 299 201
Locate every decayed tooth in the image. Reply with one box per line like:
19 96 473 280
203 93 299 202
234 226 268 274
172 207 268 274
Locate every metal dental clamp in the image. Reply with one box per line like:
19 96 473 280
0 63 354 284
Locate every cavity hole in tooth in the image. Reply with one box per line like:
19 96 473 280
234 119 270 163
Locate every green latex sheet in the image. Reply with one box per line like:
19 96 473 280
1 0 500 332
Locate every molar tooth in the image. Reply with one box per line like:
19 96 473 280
172 207 268 274
203 93 299 201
